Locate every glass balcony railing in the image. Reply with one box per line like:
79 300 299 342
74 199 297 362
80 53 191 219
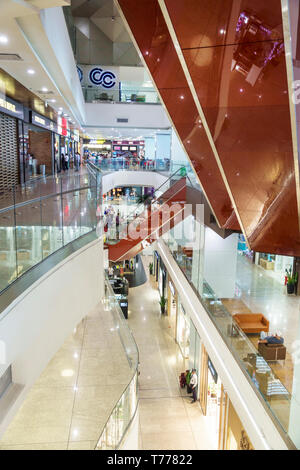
95 275 139 450
82 86 160 104
0 170 100 295
162 223 297 449
87 157 171 173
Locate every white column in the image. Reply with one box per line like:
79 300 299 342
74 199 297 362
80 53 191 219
203 228 238 298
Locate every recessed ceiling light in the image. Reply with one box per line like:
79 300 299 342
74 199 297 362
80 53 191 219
50 99 56 103
41 87 48 92
27 69 35 75
0 35 8 44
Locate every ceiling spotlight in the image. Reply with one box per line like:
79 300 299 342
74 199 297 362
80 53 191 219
41 87 48 92
27 69 35 75
0 35 8 44
50 99 56 103
111 16 115 21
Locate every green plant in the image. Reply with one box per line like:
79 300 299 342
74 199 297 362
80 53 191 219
159 295 167 313
285 267 298 285
149 262 153 275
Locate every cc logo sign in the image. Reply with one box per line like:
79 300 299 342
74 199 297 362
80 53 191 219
77 65 83 82
89 68 116 88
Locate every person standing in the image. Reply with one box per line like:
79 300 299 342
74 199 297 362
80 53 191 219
61 153 66 172
64 153 69 170
190 369 198 403
75 152 80 171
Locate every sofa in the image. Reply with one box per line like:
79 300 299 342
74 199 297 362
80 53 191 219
233 313 269 334
258 342 286 361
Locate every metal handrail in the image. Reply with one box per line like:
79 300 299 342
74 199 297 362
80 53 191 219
95 274 139 450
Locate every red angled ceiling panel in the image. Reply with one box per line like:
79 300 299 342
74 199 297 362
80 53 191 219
117 0 239 230
163 0 300 255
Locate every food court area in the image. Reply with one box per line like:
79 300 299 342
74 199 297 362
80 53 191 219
83 131 172 172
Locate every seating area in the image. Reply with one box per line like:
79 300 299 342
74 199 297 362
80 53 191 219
233 313 269 334
258 342 287 362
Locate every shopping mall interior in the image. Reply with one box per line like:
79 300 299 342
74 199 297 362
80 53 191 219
0 0 300 452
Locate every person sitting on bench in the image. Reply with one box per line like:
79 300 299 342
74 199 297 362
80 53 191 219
258 333 284 345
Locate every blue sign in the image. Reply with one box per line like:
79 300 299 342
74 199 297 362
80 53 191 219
77 65 83 82
89 68 116 88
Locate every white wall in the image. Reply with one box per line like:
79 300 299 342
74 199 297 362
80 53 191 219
39 7 86 123
101 171 169 196
203 228 238 298
85 102 171 129
0 238 103 437
171 128 188 163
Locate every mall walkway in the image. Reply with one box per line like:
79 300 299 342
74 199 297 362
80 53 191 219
127 255 215 450
0 301 132 450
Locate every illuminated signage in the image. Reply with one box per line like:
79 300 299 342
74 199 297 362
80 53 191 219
31 111 57 132
0 95 24 119
33 115 46 126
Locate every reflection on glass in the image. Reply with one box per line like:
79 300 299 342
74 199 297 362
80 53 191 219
95 276 139 450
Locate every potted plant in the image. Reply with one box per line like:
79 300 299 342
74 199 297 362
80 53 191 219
159 295 167 314
149 262 153 276
285 267 298 294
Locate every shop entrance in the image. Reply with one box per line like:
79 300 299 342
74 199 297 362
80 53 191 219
176 303 190 360
26 124 52 179
167 280 177 337
199 346 224 449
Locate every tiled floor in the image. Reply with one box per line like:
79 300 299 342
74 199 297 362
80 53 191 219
233 254 300 395
0 302 132 450
127 256 215 450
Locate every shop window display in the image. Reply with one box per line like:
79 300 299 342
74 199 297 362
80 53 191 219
176 304 190 359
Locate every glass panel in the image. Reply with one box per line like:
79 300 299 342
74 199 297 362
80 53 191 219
62 189 81 245
40 194 63 259
15 201 42 277
0 217 17 291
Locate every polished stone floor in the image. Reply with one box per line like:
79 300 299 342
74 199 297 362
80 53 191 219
127 256 215 450
0 302 132 450
236 254 300 357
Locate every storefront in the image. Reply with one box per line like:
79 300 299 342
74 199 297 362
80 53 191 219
199 346 224 449
255 252 294 283
154 250 159 283
0 95 24 190
199 345 253 450
167 279 177 336
224 400 254 450
237 234 254 261
84 139 112 159
158 258 167 298
54 133 61 173
112 140 144 159
25 111 56 178
176 303 190 360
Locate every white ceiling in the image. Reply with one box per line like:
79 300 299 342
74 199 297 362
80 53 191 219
0 0 82 128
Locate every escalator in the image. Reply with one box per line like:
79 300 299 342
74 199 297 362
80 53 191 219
106 171 187 261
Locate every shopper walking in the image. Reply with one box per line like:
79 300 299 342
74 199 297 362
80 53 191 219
75 152 80 171
190 369 198 403
61 153 66 172
64 153 69 170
